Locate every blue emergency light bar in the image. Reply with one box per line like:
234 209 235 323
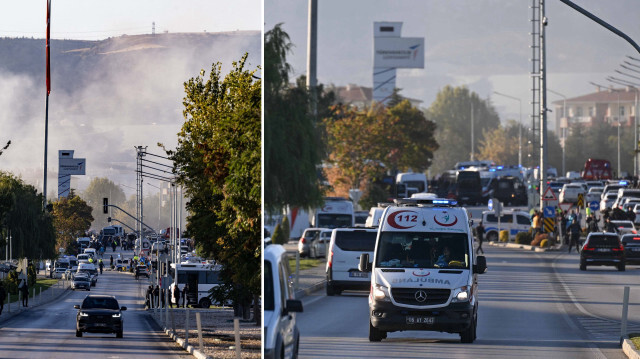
620 180 628 185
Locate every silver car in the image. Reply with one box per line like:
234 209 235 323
309 229 333 258
297 228 327 257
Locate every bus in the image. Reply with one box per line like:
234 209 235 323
170 262 224 308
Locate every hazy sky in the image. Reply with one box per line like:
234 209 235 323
0 1 261 40
265 0 640 128
0 1 260 199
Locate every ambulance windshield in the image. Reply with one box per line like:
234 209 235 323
375 232 469 269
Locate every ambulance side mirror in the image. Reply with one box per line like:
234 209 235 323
474 255 487 274
359 253 371 272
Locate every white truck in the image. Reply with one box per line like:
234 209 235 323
309 197 354 229
359 197 487 343
396 172 428 197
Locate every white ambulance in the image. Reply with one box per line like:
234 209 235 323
359 198 487 343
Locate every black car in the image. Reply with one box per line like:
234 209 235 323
75 295 126 338
580 232 625 271
621 234 640 264
71 274 91 291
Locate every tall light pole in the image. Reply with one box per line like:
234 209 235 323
547 89 567 175
470 101 475 161
608 75 640 177
493 91 522 167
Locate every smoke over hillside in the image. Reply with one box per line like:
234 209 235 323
0 31 260 197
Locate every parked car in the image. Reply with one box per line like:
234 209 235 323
297 228 327 257
621 234 640 265
75 295 126 338
482 210 531 242
580 232 625 271
134 265 149 279
309 229 333 259
600 191 618 211
264 245 303 359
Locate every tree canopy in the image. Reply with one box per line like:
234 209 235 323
0 172 56 259
169 53 260 320
264 24 329 213
82 177 126 230
52 192 94 255
427 86 500 173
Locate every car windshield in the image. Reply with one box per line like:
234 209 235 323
81 297 119 310
334 231 377 252
375 232 469 269
317 214 352 228
74 276 90 282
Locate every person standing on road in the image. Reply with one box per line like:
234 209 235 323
172 284 180 308
182 283 189 308
0 282 6 315
19 279 28 307
109 255 114 269
475 222 485 255
98 259 104 275
145 285 153 309
153 285 159 308
568 220 581 253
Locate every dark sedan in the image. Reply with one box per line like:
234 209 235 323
621 234 640 265
71 274 91 291
75 295 126 338
580 232 625 271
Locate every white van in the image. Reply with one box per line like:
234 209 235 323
326 228 378 295
309 197 354 229
359 197 487 343
264 244 303 359
482 210 531 242
365 204 391 227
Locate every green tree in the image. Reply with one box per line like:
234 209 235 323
169 53 260 323
427 86 500 173
264 24 326 212
52 192 94 255
0 172 56 260
82 177 126 230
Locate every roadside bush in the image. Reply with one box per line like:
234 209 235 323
4 270 19 295
499 230 509 242
271 223 287 245
27 264 36 287
515 231 533 245
280 216 290 241
531 233 548 247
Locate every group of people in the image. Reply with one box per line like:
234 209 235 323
145 283 191 309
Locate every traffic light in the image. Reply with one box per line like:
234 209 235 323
107 217 112 223
103 198 108 214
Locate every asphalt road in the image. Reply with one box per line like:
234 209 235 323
296 244 634 359
0 252 189 359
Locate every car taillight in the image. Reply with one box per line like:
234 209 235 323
300 238 306 244
613 245 624 251
327 249 334 268
583 246 595 251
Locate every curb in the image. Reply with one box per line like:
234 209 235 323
148 310 213 359
295 280 326 300
623 338 640 359
489 241 552 252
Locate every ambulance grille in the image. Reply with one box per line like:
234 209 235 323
391 288 450 306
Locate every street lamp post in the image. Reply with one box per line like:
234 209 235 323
493 91 522 167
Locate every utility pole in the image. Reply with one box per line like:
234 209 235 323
470 101 475 161
306 0 318 117
539 0 548 212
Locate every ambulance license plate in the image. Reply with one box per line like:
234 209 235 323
349 271 368 278
406 316 434 324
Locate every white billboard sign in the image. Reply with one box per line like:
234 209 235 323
59 158 86 175
374 37 425 68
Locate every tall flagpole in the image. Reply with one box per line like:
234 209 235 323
44 0 51 208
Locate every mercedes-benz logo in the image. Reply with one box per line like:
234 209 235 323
414 290 428 303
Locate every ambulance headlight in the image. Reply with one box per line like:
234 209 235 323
451 286 469 302
372 284 390 302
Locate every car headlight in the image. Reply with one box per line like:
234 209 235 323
112 313 121 318
451 286 469 302
372 284 390 302
80 312 89 317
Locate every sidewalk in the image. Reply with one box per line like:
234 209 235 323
0 276 72 324
292 258 327 300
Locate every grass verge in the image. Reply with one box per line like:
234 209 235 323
5 278 59 304
288 258 322 271
629 333 640 350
